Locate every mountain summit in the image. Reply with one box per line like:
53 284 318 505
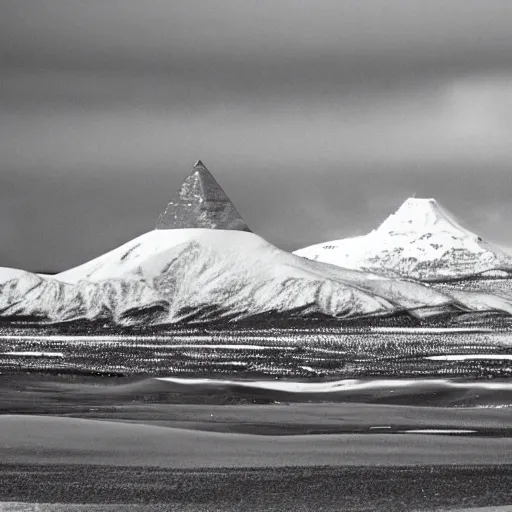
295 197 512 281
376 198 478 238
156 161 251 231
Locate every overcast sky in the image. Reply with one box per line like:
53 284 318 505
1 0 512 272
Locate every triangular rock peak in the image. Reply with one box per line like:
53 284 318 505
156 161 251 231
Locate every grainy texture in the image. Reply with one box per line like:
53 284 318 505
1 465 512 511
2 329 512 380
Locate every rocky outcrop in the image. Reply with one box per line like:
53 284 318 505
156 161 251 231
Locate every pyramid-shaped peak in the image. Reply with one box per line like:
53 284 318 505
156 161 251 231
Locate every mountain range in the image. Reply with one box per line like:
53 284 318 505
1 161 511 328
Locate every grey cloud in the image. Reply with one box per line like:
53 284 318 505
2 1 512 62
2 0 512 84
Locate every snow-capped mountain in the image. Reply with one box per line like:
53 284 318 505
2 166 512 327
5 228 512 326
295 198 512 282
0 266 167 324
55 228 471 323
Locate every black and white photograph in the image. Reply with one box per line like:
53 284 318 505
1 1 512 510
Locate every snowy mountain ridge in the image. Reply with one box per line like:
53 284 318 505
2 228 512 326
52 229 463 323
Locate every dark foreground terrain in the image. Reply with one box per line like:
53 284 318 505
2 327 512 510
2 328 512 379
2 464 512 511
1 373 512 510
